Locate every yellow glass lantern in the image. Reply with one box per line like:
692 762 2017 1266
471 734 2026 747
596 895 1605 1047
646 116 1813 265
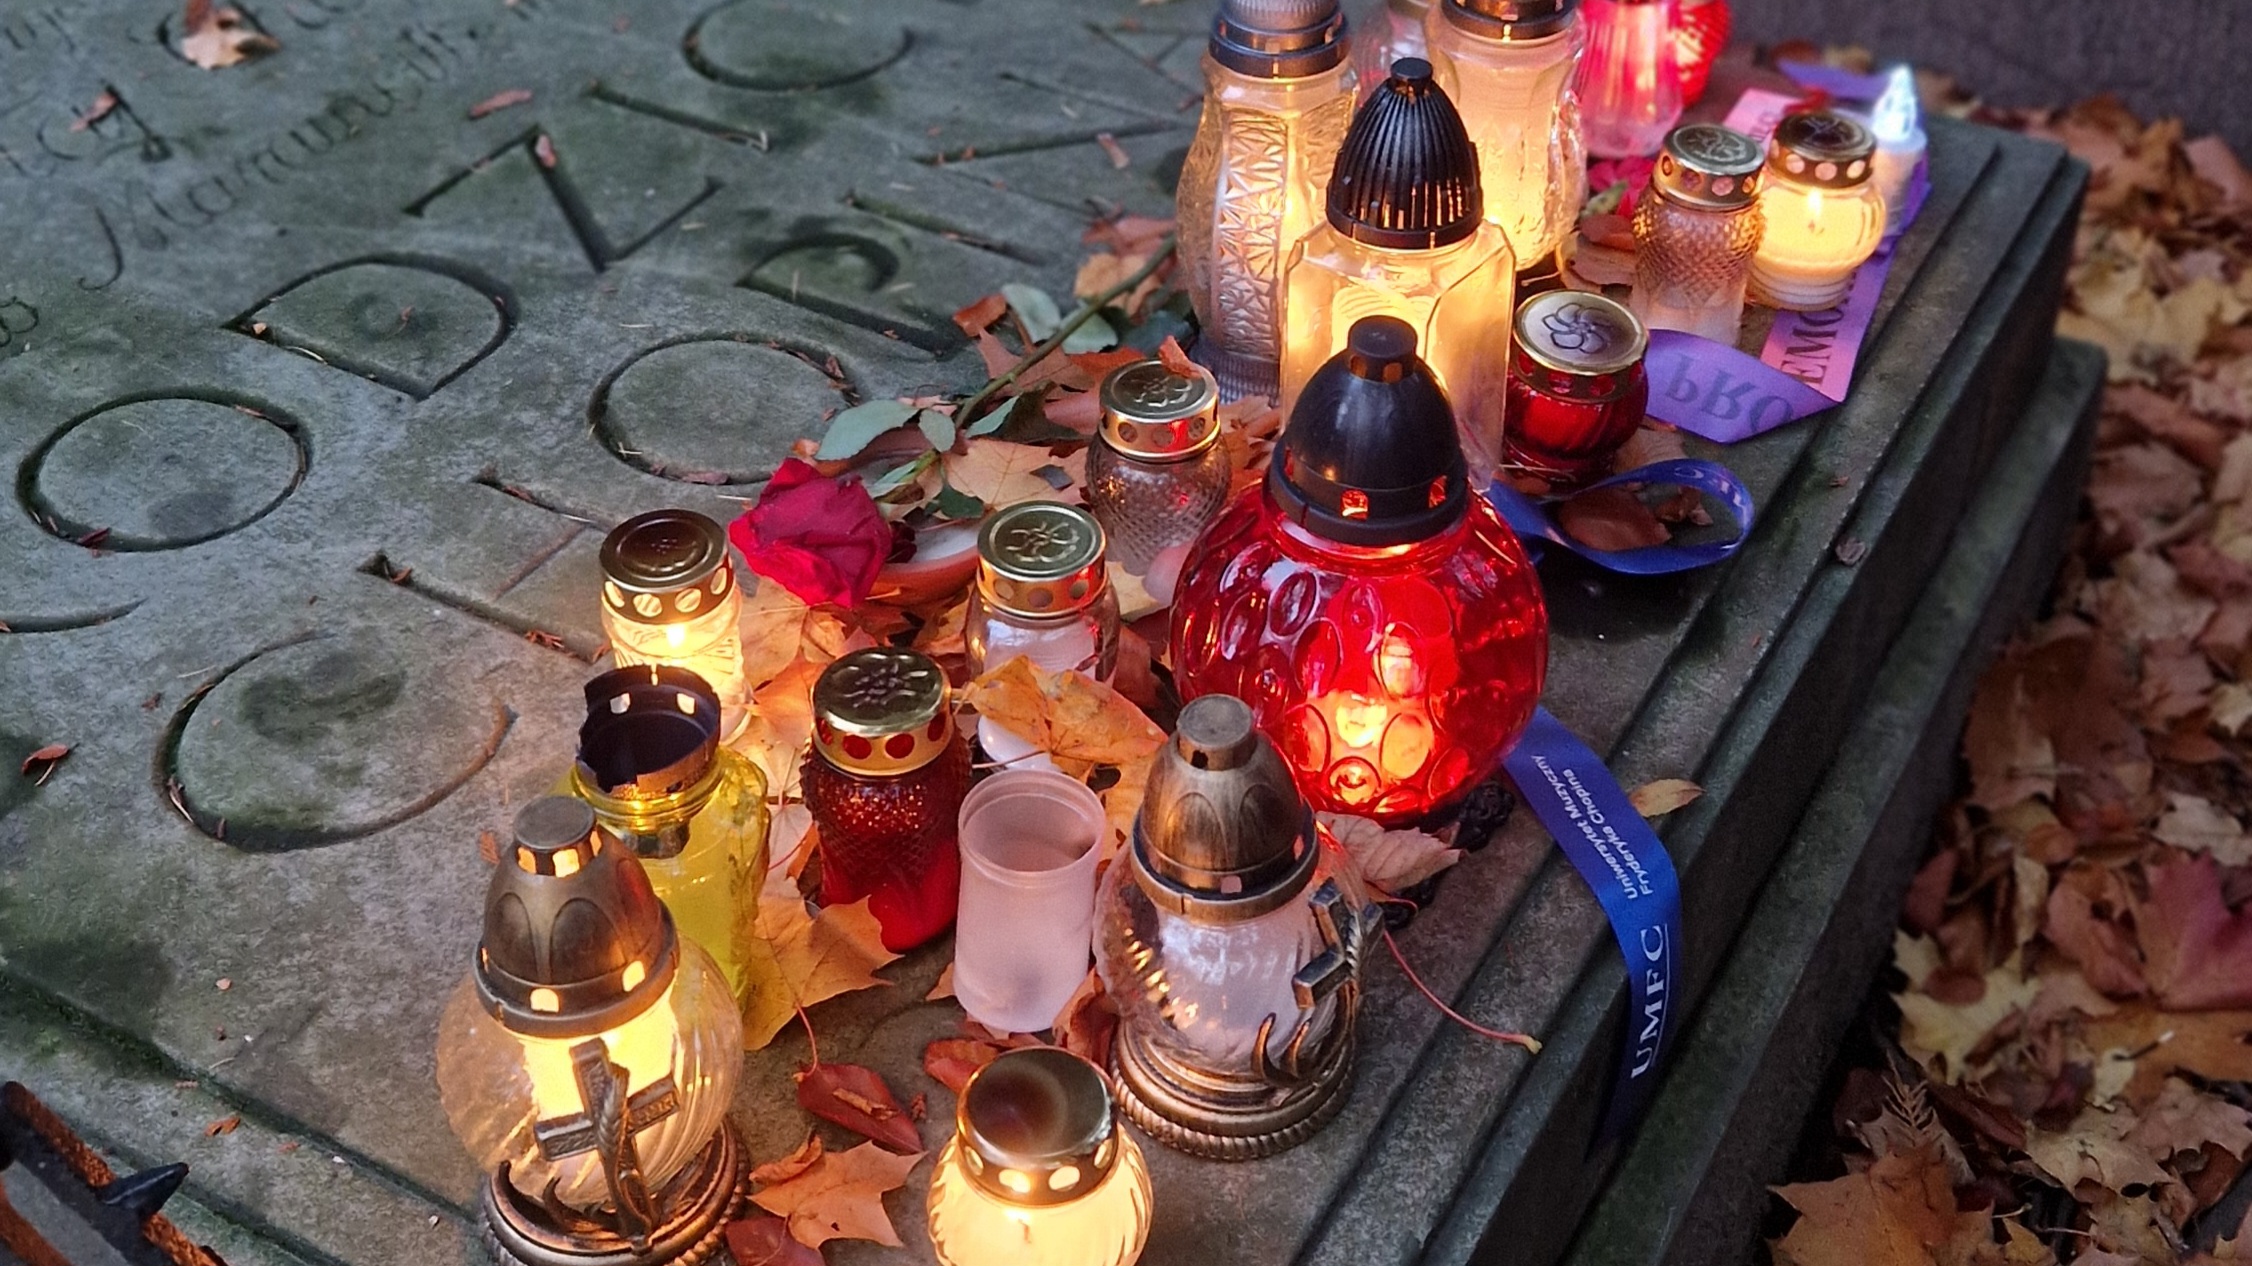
598 511 749 748
436 798 744 1266
1282 59 1516 483
927 1048 1153 1266
1748 110 1886 313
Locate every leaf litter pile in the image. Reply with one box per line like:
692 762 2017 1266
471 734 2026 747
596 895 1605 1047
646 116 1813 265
1767 62 2252 1266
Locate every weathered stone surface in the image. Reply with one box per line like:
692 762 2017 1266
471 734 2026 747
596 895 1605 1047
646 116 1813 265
0 3 2081 1265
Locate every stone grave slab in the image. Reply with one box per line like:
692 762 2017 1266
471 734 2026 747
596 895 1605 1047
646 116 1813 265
0 3 2082 1266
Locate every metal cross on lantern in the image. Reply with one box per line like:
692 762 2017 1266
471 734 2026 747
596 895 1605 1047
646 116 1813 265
531 1039 681 1249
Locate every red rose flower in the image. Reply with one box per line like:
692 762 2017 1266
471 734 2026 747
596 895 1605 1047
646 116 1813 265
729 459 893 608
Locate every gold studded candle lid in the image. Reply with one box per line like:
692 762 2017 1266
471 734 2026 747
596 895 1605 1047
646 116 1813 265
1653 123 1765 210
1512 291 1648 402
955 1047 1121 1206
599 509 736 625
812 648 956 778
1099 360 1222 462
975 502 1110 620
1767 110 1878 189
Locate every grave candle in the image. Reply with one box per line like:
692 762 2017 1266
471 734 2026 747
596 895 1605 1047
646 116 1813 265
802 648 970 952
1353 0 1433 93
598 510 750 748
966 501 1120 681
1575 0 1682 159
1172 317 1548 827
1422 0 1587 282
435 797 744 1266
1096 695 1384 1159
1084 359 1232 576
1504 290 1651 487
1749 110 1886 312
1630 122 1766 344
1869 65 1927 236
1177 0 1359 402
566 666 769 1007
1671 0 1728 105
1281 59 1515 484
927 1048 1153 1266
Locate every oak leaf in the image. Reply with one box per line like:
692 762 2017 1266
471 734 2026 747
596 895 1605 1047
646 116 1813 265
795 1062 921 1153
1319 813 1462 895
750 1141 924 1248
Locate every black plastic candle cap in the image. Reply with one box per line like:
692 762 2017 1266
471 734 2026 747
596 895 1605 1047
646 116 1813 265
1269 317 1469 547
1325 61 1484 249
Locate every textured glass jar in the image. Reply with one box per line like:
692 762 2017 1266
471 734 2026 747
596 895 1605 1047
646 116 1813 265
1630 122 1766 344
1750 110 1886 312
1505 290 1651 486
927 1050 1152 1266
1672 0 1729 105
1173 319 1549 827
803 649 970 952
1575 0 1682 159
1354 0 1433 94
598 510 750 748
566 666 770 1008
1282 60 1517 484
1425 0 1588 273
1085 360 1233 575
966 501 1120 681
1177 0 1359 402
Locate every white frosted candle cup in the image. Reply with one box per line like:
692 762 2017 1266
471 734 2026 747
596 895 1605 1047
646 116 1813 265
953 770 1106 1033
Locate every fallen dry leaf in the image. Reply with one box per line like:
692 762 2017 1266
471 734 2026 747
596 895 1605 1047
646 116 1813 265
923 1035 1007 1094
724 1215 824 1266
70 90 118 133
960 657 1165 780
751 1134 825 1187
795 1062 921 1153
204 1114 241 1137
942 438 1059 508
1558 486 1671 552
1319 813 1462 895
20 743 70 785
180 0 277 68
469 88 532 119
738 893 901 1050
750 1140 923 1249
2137 853 2252 1010
924 961 956 1002
1052 970 1119 1069
1769 1143 1998 1266
1627 778 1703 819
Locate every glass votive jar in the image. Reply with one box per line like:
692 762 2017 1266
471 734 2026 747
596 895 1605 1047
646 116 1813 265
803 648 972 952
1504 290 1651 487
953 770 1107 1034
566 666 770 1007
1749 109 1886 312
1574 0 1682 159
598 509 749 747
966 501 1120 681
1630 123 1766 345
1085 359 1232 576
927 1048 1153 1266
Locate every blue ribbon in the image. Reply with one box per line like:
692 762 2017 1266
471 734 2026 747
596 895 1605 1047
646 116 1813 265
1484 459 1757 575
1501 707 1685 1143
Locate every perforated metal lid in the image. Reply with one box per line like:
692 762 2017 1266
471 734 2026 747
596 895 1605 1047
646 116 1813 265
1767 110 1877 189
955 1048 1122 1207
1325 59 1483 251
1209 0 1349 78
1652 124 1765 210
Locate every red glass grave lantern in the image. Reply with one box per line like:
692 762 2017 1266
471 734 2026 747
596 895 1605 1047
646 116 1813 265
1170 317 1548 826
1672 0 1728 106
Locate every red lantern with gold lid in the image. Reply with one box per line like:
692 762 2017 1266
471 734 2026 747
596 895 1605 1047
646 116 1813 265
802 648 972 951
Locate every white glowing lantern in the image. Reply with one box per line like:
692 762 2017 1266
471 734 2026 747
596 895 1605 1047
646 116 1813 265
1869 65 1927 236
1748 110 1886 313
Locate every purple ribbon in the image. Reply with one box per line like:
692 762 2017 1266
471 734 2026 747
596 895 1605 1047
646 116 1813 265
1776 60 1894 104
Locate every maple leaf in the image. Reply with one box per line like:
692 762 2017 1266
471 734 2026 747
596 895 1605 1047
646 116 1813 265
942 439 1058 508
180 0 278 68
2085 1007 2252 1103
2043 865 2148 999
1769 1143 1990 1266
738 893 901 1050
2026 1107 2174 1194
2125 1077 2252 1164
961 658 1164 780
751 1134 825 1187
1896 956 2041 1082
925 961 956 1002
2137 854 2252 1010
795 1062 921 1153
1627 778 1703 819
923 1035 1006 1094
750 1140 924 1248
2153 792 2252 865
1319 813 1462 895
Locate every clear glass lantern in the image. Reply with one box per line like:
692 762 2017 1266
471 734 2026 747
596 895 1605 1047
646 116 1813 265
927 1048 1153 1266
1749 109 1887 312
1177 0 1359 402
566 666 769 1008
1424 0 1588 275
435 797 743 1266
1869 65 1927 236
1085 359 1232 576
1353 0 1433 94
1095 695 1383 1159
1282 59 1516 485
1173 318 1549 828
598 510 750 749
966 501 1120 681
802 648 971 952
1575 0 1682 159
1630 122 1766 344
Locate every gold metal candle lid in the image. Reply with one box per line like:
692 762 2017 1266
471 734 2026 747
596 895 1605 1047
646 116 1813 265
975 502 1109 620
1767 110 1877 189
1653 124 1766 210
812 648 955 778
1099 360 1222 462
600 509 736 626
1512 291 1648 401
1133 694 1319 922
955 1048 1121 1207
1439 0 1577 41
